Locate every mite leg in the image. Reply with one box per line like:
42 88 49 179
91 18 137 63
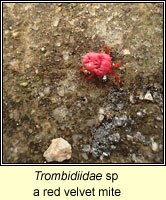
88 72 95 79
111 71 120 84
112 61 122 67
101 45 110 56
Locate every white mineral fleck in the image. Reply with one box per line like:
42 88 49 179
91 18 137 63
43 138 72 162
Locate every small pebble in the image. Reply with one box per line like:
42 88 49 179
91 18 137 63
72 134 82 146
55 42 61 46
39 92 44 97
114 115 127 127
43 87 50 95
151 141 158 152
134 132 145 143
57 86 65 97
129 94 135 104
139 91 144 100
156 116 162 121
98 108 105 115
41 47 46 52
109 133 120 143
62 50 69 61
86 119 96 127
82 153 88 160
117 103 124 110
102 75 108 82
98 114 104 122
52 106 68 120
82 145 91 152
126 135 133 141
110 145 116 150
5 30 9 35
144 91 153 101
102 152 109 157
122 49 130 55
53 17 60 27
20 82 28 87
43 138 72 162
131 17 137 21
136 111 142 117
13 109 20 121
12 32 19 37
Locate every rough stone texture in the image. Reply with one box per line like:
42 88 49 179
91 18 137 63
3 3 163 163
43 138 72 162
